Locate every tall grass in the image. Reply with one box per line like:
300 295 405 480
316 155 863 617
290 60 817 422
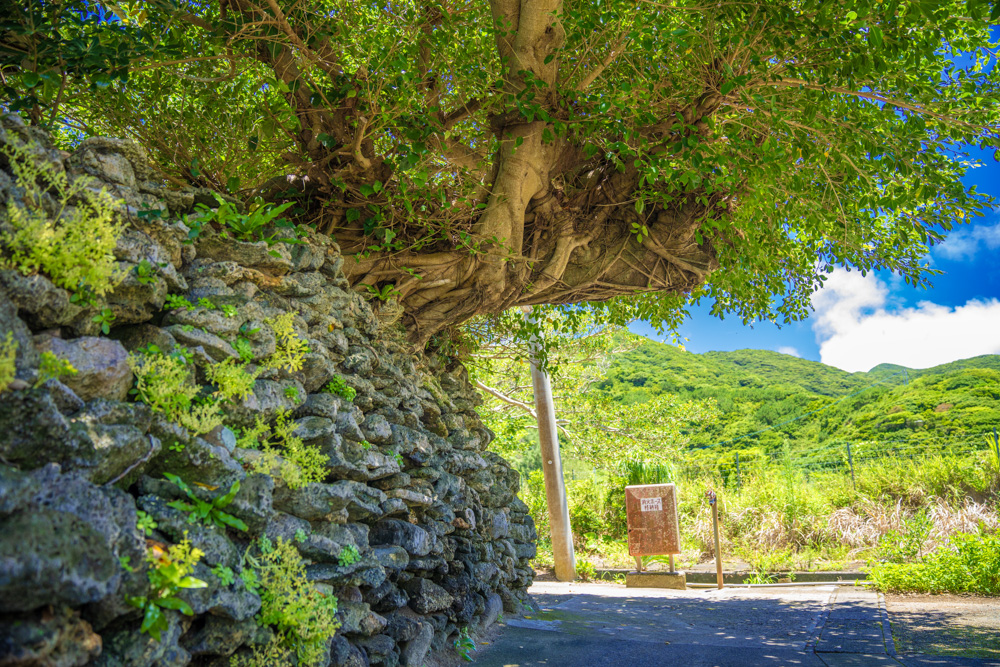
520 448 1000 573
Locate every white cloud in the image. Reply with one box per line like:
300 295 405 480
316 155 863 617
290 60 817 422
933 217 1000 262
811 269 1000 372
777 346 801 358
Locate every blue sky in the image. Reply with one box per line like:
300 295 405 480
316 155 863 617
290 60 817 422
631 143 1000 372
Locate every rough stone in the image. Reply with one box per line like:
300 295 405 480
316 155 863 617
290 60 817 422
0 510 119 612
195 237 293 275
0 121 537 667
399 619 434 667
328 634 370 667
370 519 432 558
404 578 453 615
0 606 103 667
181 616 258 656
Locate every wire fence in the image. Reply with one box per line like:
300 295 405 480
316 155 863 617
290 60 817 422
672 429 1000 490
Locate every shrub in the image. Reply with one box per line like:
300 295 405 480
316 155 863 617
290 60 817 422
0 140 124 301
245 537 340 666
265 312 309 372
206 358 260 402
237 410 327 489
128 352 223 435
867 528 1000 595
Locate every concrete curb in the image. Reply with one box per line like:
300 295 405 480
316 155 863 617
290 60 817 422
594 568 867 584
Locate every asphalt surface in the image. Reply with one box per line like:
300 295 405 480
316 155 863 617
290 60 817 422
473 582 1000 667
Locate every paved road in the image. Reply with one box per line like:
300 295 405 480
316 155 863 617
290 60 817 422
474 582 999 667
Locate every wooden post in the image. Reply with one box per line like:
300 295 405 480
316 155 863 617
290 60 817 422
707 489 723 589
524 307 576 582
735 453 742 489
669 554 675 573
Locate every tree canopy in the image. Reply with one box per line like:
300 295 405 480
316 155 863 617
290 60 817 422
4 0 1000 346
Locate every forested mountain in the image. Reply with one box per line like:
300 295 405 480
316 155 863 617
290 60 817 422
595 340 1000 456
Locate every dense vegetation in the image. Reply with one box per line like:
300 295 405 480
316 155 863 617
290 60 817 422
4 0 1000 347
597 340 1000 457
479 335 1000 586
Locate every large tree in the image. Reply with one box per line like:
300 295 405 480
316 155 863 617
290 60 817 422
5 0 1000 345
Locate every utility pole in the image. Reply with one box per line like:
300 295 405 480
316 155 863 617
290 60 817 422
523 307 576 582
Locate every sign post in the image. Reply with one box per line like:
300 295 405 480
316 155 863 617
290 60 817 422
624 483 686 589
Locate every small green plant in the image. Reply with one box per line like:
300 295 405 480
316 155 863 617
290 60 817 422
34 351 77 388
212 564 236 587
323 375 356 401
232 337 255 362
240 568 260 595
338 544 360 567
393 451 405 468
199 196 296 243
744 570 778 585
164 294 194 310
197 297 217 311
171 347 195 365
576 560 597 582
265 312 310 373
244 536 340 666
237 410 328 489
135 259 158 285
360 440 373 450
362 283 401 302
127 538 207 641
169 440 186 453
164 473 249 532
284 386 300 403
206 358 261 402
92 308 116 335
128 352 223 435
0 332 16 393
0 139 124 302
294 528 308 544
453 626 476 662
136 510 158 536
221 304 239 318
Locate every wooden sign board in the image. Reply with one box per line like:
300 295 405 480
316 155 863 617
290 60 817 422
625 483 680 557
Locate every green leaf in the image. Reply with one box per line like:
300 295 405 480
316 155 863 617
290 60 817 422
215 480 241 508
140 604 166 640
156 596 196 615
21 71 40 88
215 512 250 532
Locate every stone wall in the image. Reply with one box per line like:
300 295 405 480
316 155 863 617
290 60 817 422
0 115 536 667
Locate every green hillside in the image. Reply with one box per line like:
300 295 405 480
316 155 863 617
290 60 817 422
596 339 1000 456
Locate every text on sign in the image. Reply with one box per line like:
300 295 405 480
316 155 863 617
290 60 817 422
640 497 662 512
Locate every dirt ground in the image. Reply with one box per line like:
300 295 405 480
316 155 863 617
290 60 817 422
885 593 1000 660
